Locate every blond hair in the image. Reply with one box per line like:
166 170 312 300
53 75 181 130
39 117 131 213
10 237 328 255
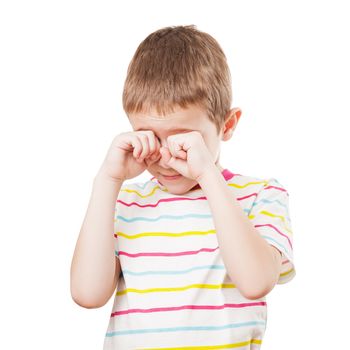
122 25 232 135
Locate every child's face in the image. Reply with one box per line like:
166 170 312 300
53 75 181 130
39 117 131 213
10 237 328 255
128 104 239 194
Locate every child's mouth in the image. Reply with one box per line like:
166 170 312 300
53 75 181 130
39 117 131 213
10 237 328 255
161 174 182 181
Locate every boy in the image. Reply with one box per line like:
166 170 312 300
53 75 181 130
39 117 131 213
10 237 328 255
70 25 295 349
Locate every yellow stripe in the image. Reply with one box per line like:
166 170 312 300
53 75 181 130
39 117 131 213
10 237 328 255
116 283 236 296
249 211 292 235
136 338 262 349
228 180 268 189
121 185 167 198
120 180 268 198
116 229 216 239
280 267 295 277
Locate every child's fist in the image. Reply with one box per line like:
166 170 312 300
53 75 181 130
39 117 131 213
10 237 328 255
97 130 161 182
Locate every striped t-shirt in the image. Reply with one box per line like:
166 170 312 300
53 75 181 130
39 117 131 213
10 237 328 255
103 168 296 349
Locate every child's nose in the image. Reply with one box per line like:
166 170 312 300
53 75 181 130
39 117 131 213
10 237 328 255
157 146 172 169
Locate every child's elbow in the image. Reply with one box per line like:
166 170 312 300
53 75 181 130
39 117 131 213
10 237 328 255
239 281 275 300
70 286 109 309
71 293 106 309
241 288 269 300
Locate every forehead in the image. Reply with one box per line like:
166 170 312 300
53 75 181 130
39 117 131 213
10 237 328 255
128 105 210 132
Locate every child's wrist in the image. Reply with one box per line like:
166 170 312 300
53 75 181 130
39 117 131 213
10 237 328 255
94 169 124 185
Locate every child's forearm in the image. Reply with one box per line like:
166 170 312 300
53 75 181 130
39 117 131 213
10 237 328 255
70 171 122 308
197 166 281 300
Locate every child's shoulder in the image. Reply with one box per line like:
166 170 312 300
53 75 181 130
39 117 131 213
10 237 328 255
225 170 290 207
224 169 284 191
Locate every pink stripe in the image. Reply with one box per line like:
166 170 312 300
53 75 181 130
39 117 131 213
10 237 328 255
255 223 293 249
117 196 207 208
117 193 256 207
117 186 286 207
111 302 267 317
116 246 220 258
237 192 258 201
221 169 239 181
265 185 289 195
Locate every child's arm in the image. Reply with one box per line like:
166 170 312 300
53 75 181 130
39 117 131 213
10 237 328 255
197 166 282 300
70 171 123 308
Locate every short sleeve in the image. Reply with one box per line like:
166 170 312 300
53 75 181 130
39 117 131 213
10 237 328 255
248 177 296 284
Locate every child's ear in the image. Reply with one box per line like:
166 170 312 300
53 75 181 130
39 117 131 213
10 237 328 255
221 107 242 141
233 107 242 120
229 107 242 126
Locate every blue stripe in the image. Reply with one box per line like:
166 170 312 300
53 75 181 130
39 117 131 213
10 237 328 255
250 198 291 221
133 181 152 190
116 213 212 223
116 211 251 223
106 321 266 337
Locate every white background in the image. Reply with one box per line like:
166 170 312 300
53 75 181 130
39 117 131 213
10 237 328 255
0 0 349 349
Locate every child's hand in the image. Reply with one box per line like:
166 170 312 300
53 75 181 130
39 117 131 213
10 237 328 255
97 131 161 182
159 131 216 181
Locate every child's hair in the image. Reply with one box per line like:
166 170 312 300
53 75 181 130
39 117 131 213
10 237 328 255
122 25 232 135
